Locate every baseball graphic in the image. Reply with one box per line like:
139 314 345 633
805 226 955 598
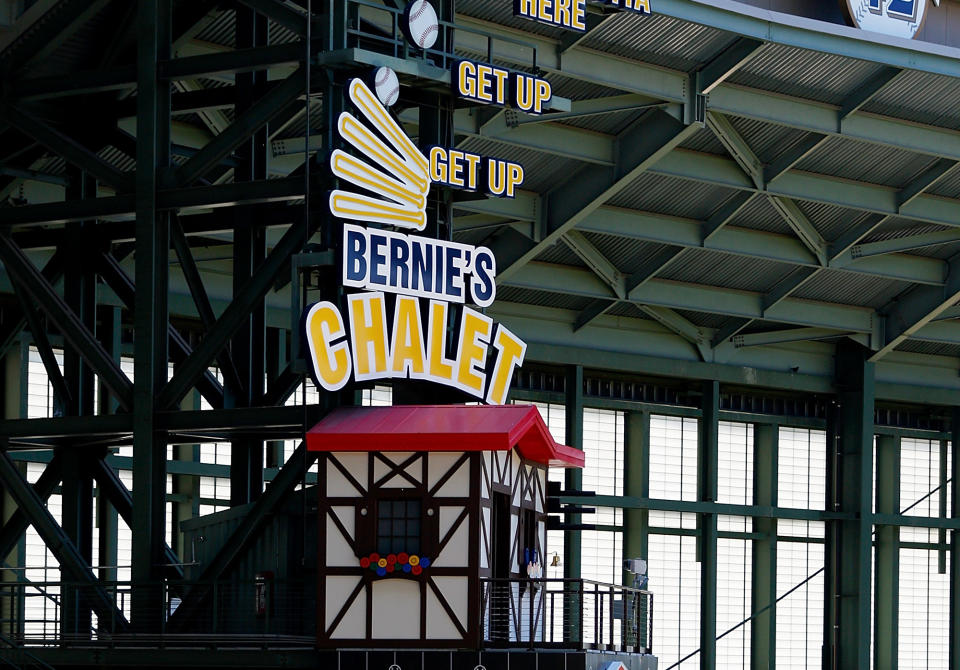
843 0 929 39
403 0 439 50
372 66 400 107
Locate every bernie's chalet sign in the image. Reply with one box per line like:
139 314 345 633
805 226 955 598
303 79 527 404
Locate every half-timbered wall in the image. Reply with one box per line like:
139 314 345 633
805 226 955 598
317 450 480 647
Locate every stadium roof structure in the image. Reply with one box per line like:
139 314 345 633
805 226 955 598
4 0 960 407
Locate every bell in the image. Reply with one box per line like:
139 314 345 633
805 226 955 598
550 552 560 567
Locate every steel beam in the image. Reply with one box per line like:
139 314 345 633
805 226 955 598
0 177 303 227
0 0 111 74
897 158 959 210
88 457 183 580
498 109 697 283
167 439 320 629
158 213 314 410
0 449 129 632
638 305 711 361
873 433 900 670
131 0 172 632
698 380 719 670
734 327 849 348
175 68 305 186
169 216 243 395
872 260 960 361
702 192 757 242
839 67 902 121
562 231 625 299
764 133 829 184
751 423 777 670
0 233 134 410
506 262 877 334
96 251 225 409
851 228 960 259
13 282 71 413
235 0 308 35
769 196 827 267
563 364 583 644
951 408 960 670
0 454 62 561
705 111 763 190
0 105 133 192
696 37 764 96
824 342 874 670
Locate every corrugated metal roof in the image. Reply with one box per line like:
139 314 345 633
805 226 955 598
791 270 910 308
862 70 960 131
496 286 594 311
579 234 677 276
928 168 960 199
456 136 581 192
543 72 635 102
727 45 886 106
658 247 793 293
793 136 939 189
728 117 813 165
536 240 585 266
793 201 871 242
862 218 951 243
674 309 729 329
895 340 960 357
680 126 727 156
606 302 648 319
580 13 736 73
724 194 793 235
607 172 739 220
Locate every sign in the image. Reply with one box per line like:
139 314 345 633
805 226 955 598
303 78 527 404
842 0 937 39
454 60 552 115
514 0 651 32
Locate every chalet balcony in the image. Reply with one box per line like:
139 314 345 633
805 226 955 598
479 578 653 655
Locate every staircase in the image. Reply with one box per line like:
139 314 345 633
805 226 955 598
0 633 54 670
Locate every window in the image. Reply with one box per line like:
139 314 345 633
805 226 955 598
377 499 421 555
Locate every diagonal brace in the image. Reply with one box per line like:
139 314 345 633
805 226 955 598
1 104 133 192
88 457 184 580
175 68 306 186
0 449 129 632
0 233 134 411
167 439 319 628
158 212 315 410
0 454 63 560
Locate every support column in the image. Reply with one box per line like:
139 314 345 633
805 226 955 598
698 380 719 670
228 4 268 506
564 364 583 644
824 341 874 670
60 165 96 639
97 305 120 584
874 434 899 670
0 342 23 637
172 390 201 559
752 423 778 670
949 409 960 670
132 0 171 631
624 410 650 652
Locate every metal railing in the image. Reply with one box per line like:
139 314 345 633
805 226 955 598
480 578 653 653
0 579 314 647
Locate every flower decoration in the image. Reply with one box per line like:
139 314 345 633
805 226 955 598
362 551 431 577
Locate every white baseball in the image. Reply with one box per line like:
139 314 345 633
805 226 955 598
373 66 400 107
405 0 439 50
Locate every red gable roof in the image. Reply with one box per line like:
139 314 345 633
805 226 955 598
306 404 583 468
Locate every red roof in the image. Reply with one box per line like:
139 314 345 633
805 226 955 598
306 404 583 468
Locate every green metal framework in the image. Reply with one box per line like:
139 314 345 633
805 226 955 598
1 0 960 668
